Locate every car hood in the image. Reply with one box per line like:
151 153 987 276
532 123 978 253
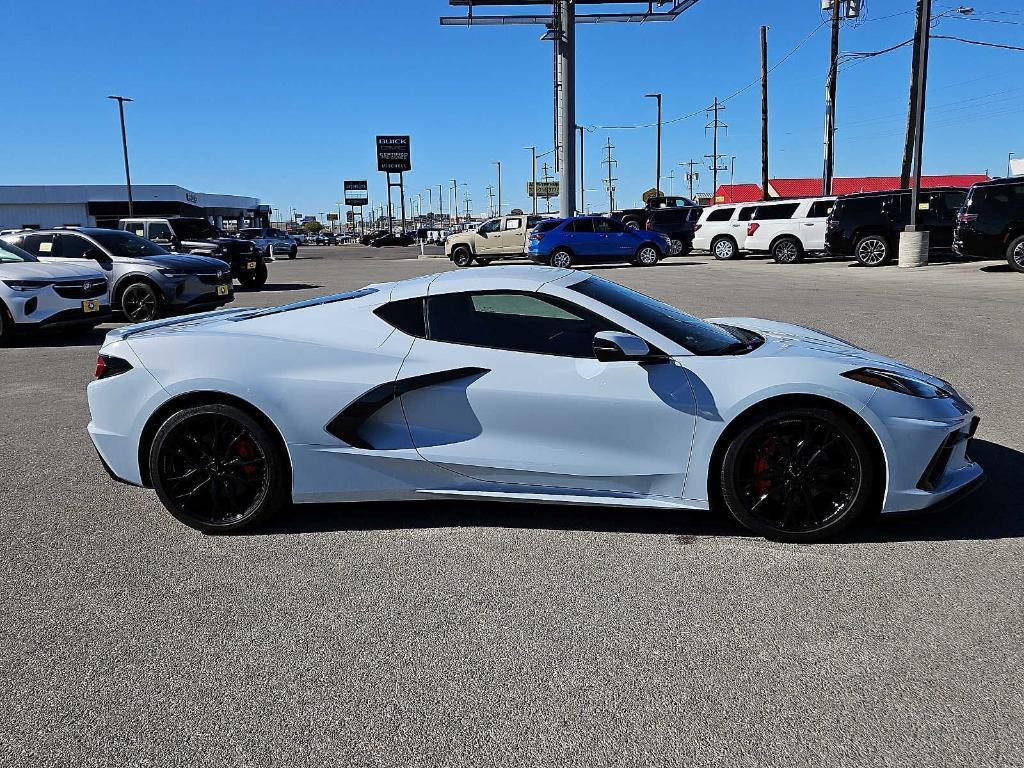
446 231 473 245
146 253 230 271
706 316 947 387
0 261 105 281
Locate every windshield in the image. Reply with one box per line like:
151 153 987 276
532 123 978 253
568 275 744 355
170 219 224 239
0 239 37 263
91 231 170 258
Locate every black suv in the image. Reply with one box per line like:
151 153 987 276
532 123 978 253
119 217 267 288
953 178 1024 273
825 187 967 266
645 205 702 256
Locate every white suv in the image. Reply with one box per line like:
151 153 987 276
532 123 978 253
692 202 762 260
744 197 836 263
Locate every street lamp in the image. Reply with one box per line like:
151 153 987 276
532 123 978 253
524 146 537 215
645 93 662 194
107 95 134 216
493 161 502 216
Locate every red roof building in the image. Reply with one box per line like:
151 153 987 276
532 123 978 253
712 174 989 204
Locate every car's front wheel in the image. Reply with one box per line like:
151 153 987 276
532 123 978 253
550 249 574 269
149 403 290 533
719 407 876 542
854 235 890 267
239 262 268 289
451 246 473 267
635 244 660 266
1006 236 1024 274
711 236 739 260
119 281 162 323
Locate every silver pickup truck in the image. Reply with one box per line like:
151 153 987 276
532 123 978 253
445 214 544 267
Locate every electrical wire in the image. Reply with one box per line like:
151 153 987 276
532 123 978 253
931 34 1024 51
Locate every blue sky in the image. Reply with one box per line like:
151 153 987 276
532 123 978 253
3 0 1022 217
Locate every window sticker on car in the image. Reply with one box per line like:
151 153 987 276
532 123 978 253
135 229 145 236
39 241 52 252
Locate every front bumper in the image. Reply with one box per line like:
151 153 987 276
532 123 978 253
163 274 234 309
3 283 111 330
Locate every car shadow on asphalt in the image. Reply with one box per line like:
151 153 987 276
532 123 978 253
235 283 320 293
979 263 1014 273
256 441 1022 543
6 326 110 348
580 261 706 272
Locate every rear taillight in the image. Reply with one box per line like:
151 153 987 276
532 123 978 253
959 213 978 223
693 223 702 232
530 232 544 241
827 219 840 231
95 354 133 380
747 222 759 237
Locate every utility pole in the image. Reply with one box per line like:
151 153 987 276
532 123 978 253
681 160 699 200
577 125 585 214
602 138 617 214
493 160 502 215
761 25 771 200
451 179 458 225
525 146 537 215
464 193 472 222
541 162 553 214
437 184 444 225
901 0 926 188
822 0 841 195
486 185 496 217
555 0 576 218
107 95 134 216
646 93 662 194
705 98 728 197
900 0 933 268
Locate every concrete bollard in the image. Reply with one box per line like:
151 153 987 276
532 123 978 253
898 228 929 268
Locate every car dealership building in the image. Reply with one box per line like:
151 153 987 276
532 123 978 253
0 185 269 231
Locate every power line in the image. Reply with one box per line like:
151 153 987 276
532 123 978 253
931 35 1024 52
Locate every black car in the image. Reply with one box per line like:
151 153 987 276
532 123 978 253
824 187 967 266
611 196 698 230
954 178 1024 273
359 230 387 246
119 217 267 288
645 206 702 256
370 232 415 248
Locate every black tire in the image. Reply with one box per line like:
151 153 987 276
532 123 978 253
550 249 574 269
0 303 11 346
1006 236 1024 274
149 403 290 533
119 281 163 323
623 218 641 230
288 246 297 259
239 262 268 289
854 235 891 267
635 243 661 267
772 236 804 264
719 406 877 542
475 258 493 266
711 236 739 261
451 246 474 268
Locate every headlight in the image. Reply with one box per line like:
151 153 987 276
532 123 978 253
2 279 52 291
842 367 950 399
158 269 190 279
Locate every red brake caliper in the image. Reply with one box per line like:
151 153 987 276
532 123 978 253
752 439 775 496
235 439 257 480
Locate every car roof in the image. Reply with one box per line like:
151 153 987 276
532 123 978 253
971 177 1024 189
388 265 574 297
839 186 966 199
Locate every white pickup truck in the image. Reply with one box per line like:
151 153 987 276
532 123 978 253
445 214 544 267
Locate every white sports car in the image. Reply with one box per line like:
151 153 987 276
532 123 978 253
87 266 982 541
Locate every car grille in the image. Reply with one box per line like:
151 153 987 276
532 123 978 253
197 273 229 286
53 279 108 299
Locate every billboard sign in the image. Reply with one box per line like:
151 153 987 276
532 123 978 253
344 180 369 206
326 213 339 221
376 135 411 173
528 181 559 199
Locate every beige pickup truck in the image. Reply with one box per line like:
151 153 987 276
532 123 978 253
445 214 543 267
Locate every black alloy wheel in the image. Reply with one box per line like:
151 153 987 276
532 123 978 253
149 404 289 533
239 262 269 289
720 407 875 542
772 237 803 264
668 239 684 256
451 246 474 268
1007 236 1024 274
289 246 297 259
120 282 162 323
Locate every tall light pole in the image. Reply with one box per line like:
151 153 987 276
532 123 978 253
525 146 537 215
493 161 502 216
107 95 134 216
645 93 662 195
578 125 585 214
426 187 433 217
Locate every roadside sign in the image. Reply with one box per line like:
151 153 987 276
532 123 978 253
344 180 369 206
326 213 339 221
376 135 411 173
528 181 559 199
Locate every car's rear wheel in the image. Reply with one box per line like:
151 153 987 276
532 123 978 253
711 236 738 260
120 281 162 323
668 239 684 256
1006 236 1024 274
550 249 574 269
854 235 890 267
289 246 297 259
149 404 290 533
719 407 876 542
635 244 660 266
772 237 804 264
623 219 641 230
239 262 268 289
0 305 10 346
451 246 473 268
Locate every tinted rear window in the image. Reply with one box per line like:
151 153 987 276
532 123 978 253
706 208 734 222
738 206 759 221
535 220 563 233
753 203 799 221
375 298 426 338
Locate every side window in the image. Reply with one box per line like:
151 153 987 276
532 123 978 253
23 233 57 256
503 218 523 231
755 203 800 220
129 222 146 237
593 218 624 233
480 219 501 234
567 218 594 233
425 291 620 358
57 234 95 259
374 298 426 338
940 192 966 212
149 223 174 241
808 200 834 218
738 206 759 221
706 207 734 222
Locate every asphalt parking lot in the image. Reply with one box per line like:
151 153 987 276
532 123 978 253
2 245 1022 767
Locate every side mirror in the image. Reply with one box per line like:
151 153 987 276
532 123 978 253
593 331 652 362
82 248 109 262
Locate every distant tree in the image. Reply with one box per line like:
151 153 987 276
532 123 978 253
303 221 324 234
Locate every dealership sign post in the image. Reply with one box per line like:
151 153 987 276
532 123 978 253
376 135 411 232
344 180 369 235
